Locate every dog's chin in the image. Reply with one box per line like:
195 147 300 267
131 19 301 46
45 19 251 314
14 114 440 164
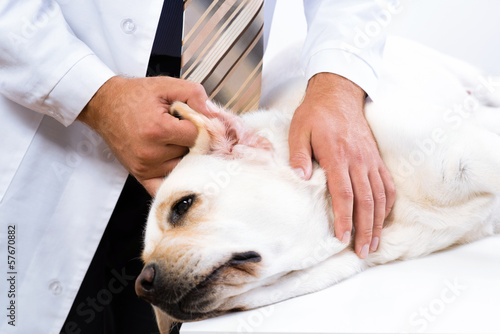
155 293 240 322
153 278 246 322
158 302 226 322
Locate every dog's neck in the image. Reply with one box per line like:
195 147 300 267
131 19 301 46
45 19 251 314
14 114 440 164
239 109 347 259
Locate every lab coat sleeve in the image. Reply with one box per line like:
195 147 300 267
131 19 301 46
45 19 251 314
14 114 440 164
301 0 392 99
0 1 115 126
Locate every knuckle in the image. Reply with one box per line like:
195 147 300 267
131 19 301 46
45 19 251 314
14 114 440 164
375 220 385 231
385 204 394 217
190 82 206 96
387 183 397 198
290 151 311 165
143 124 161 140
357 194 374 210
129 161 148 177
350 151 365 165
337 187 354 200
358 226 373 238
133 147 156 164
381 171 396 195
372 215 384 229
335 215 353 228
374 191 387 203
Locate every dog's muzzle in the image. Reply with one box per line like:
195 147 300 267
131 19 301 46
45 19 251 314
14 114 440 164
135 251 262 321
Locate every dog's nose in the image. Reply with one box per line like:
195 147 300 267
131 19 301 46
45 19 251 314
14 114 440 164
228 251 262 266
135 264 156 303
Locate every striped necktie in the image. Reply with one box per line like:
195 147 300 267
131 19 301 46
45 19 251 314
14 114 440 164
181 0 264 114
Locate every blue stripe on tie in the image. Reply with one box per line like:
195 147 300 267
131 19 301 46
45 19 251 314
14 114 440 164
151 0 184 58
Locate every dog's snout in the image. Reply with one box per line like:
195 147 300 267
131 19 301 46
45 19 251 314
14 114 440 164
135 264 156 303
228 251 262 266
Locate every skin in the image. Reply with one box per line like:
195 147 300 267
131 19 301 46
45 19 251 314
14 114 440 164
77 76 217 196
289 72 396 258
78 73 396 259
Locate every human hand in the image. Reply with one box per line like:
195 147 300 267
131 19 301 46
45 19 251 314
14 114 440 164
288 73 395 259
78 76 217 196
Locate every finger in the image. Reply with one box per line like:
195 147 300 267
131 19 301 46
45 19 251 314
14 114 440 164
155 76 215 116
368 171 386 253
327 163 354 245
168 79 214 116
158 113 199 147
351 169 374 259
161 145 190 162
183 83 214 116
158 156 184 176
379 166 396 219
288 125 313 180
201 99 221 118
124 145 185 196
133 146 188 178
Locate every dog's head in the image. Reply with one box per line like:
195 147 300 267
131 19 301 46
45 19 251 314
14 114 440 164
136 103 345 322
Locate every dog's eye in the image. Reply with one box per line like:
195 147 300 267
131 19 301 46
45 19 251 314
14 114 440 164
175 197 192 215
170 195 195 225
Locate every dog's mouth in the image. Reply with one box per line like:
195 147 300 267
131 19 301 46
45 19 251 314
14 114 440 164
137 251 262 321
157 267 235 321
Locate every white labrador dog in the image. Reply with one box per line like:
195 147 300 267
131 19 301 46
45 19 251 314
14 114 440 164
135 38 500 332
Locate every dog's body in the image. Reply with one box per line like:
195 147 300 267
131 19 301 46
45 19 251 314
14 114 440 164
135 37 500 331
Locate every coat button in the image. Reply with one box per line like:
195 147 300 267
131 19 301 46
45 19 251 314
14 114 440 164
48 280 63 295
121 18 137 34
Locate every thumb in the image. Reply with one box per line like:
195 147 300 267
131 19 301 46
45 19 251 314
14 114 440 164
289 132 313 180
187 98 220 118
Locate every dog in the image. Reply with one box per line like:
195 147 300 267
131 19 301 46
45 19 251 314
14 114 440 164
135 37 500 333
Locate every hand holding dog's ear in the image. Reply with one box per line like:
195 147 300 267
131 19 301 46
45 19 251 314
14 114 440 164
289 73 396 259
78 76 217 196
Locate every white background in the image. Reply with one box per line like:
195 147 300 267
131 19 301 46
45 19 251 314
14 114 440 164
264 0 500 75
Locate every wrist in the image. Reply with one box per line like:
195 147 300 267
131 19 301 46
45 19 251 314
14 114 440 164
77 75 124 130
307 73 366 97
305 73 367 114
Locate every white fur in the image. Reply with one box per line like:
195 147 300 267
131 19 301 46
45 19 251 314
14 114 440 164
141 37 500 327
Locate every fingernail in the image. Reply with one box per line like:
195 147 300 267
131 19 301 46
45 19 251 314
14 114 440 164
341 231 351 244
205 100 219 115
293 168 305 179
360 244 369 259
370 237 379 252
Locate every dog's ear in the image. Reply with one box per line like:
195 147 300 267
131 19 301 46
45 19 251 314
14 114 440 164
211 110 274 158
169 102 273 158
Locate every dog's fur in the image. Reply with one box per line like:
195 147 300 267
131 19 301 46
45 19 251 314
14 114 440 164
136 38 500 332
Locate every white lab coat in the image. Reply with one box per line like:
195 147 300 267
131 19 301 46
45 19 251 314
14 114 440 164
0 1 385 333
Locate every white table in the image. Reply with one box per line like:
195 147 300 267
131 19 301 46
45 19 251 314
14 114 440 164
182 235 500 333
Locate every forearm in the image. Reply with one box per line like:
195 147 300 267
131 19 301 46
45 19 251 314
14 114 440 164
0 1 114 126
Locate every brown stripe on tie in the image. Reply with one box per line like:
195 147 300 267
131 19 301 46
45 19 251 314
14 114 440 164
229 65 262 113
181 3 247 81
200 6 263 85
182 0 221 45
183 0 258 83
208 25 263 100
217 60 262 109
182 0 238 68
181 0 264 114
